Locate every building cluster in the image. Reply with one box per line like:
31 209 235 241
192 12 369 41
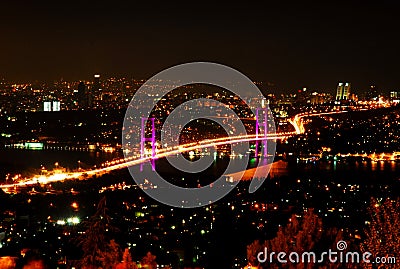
0 76 399 118
0 75 142 116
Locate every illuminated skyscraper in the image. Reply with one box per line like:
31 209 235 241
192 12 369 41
390 91 400 103
43 101 61 111
52 101 61 111
43 101 52 111
336 82 351 100
93 74 101 104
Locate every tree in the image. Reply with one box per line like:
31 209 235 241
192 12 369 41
248 209 344 269
0 257 16 269
100 239 121 269
265 209 324 256
116 248 138 269
246 240 264 268
77 196 119 269
361 198 400 269
141 252 157 269
264 209 325 269
22 260 45 269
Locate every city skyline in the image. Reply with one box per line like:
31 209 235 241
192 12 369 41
0 74 398 97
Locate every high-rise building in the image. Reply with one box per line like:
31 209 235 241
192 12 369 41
390 91 398 99
336 82 351 100
390 91 400 103
43 101 52 111
52 101 61 111
93 74 101 103
76 82 88 109
366 85 379 101
310 92 331 104
43 101 61 111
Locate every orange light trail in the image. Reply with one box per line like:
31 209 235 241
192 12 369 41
0 110 352 190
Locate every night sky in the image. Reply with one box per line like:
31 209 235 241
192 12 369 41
1 1 399 92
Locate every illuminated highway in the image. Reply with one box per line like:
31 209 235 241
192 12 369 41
0 110 354 190
0 132 293 190
288 110 351 134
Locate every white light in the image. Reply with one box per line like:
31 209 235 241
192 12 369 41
67 217 80 224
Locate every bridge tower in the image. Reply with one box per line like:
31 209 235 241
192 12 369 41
140 117 156 171
255 108 268 158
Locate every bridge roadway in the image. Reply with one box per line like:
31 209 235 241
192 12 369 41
0 132 293 190
0 109 351 190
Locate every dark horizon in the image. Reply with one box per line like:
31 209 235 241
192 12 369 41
1 1 399 92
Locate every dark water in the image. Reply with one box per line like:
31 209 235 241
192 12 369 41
0 147 398 183
294 159 399 180
0 148 122 179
